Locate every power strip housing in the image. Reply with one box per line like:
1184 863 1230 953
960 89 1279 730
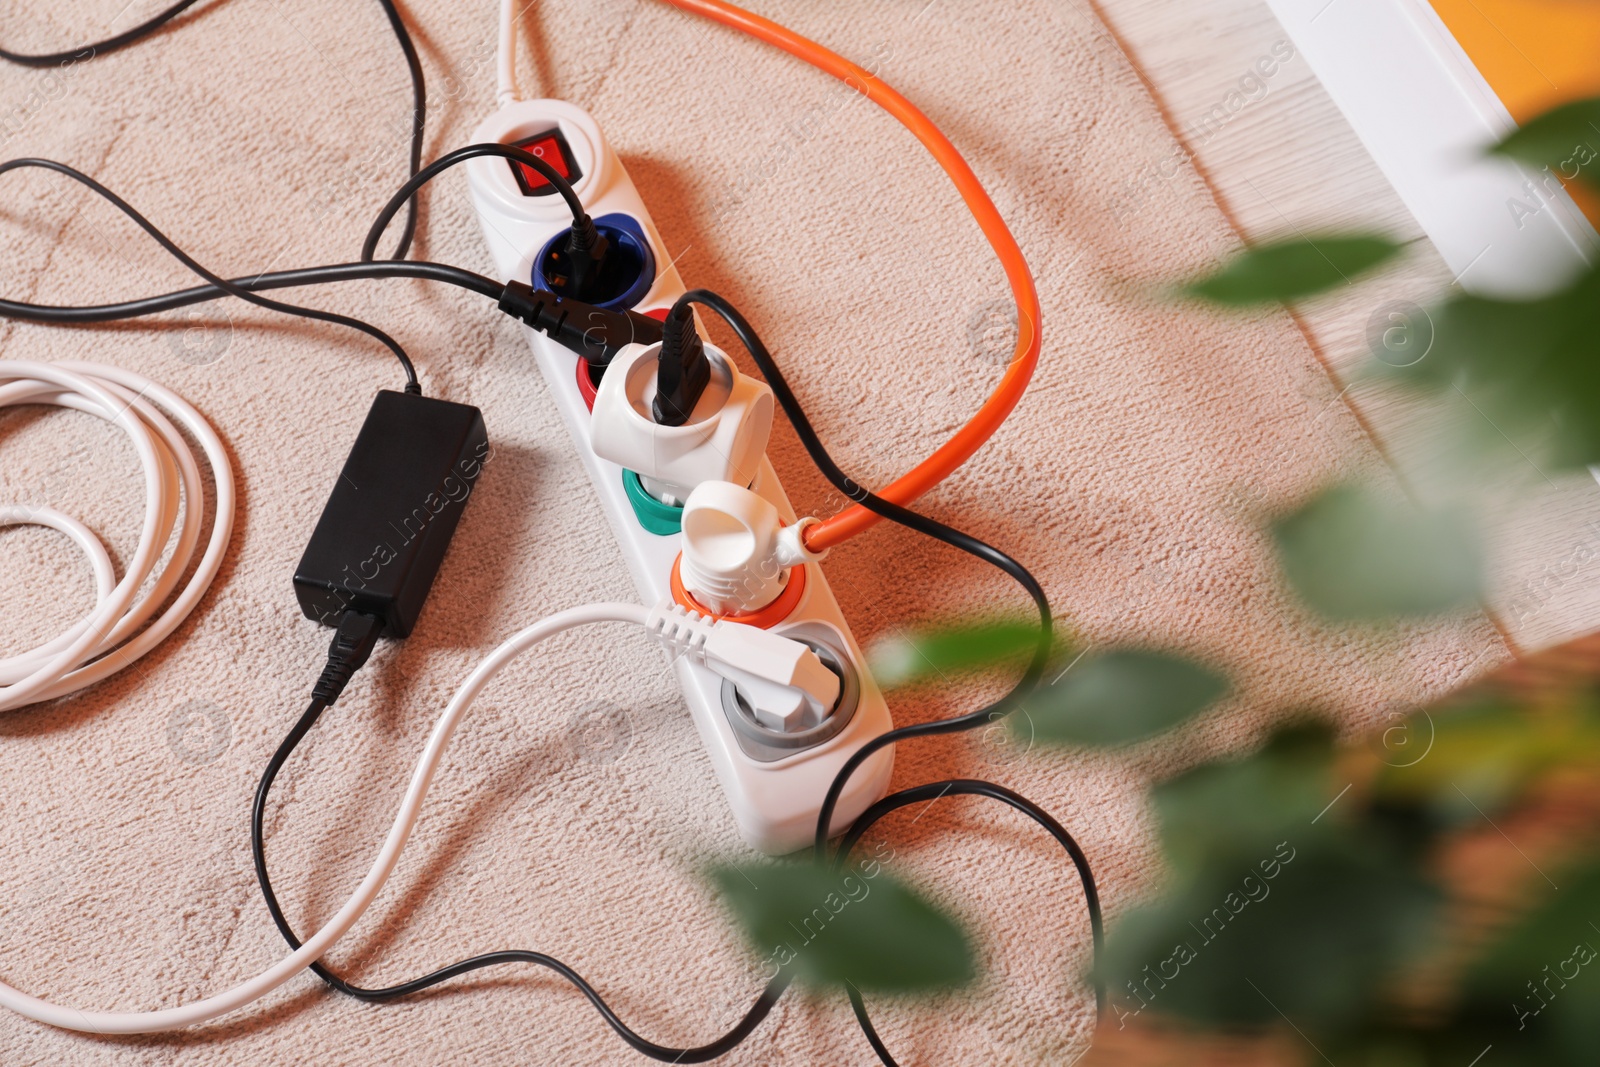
466 99 893 855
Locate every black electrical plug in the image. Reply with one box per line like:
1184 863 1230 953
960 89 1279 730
311 611 384 705
497 281 663 373
652 302 710 426
561 214 611 300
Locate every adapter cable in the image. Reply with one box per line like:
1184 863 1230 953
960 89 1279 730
0 0 429 260
311 611 385 705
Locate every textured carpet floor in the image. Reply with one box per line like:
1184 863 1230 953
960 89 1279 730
0 0 1508 1063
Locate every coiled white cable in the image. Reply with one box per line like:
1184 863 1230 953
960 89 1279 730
0 602 650 1033
0 360 234 712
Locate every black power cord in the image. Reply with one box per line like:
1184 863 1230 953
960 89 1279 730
362 142 588 259
0 259 504 323
251 708 784 1062
0 0 206 66
0 0 428 260
254 614 788 1063
0 166 657 376
833 781 1104 1060
0 158 423 391
360 142 613 302
372 0 428 261
0 256 661 374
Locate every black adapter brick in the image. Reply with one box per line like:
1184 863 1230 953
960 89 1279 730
294 391 489 637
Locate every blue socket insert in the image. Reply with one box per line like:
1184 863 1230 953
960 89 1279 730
532 212 657 311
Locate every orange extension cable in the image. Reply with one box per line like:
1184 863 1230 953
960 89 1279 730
659 0 1043 554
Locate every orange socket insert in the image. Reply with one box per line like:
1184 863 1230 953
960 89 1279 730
670 553 808 629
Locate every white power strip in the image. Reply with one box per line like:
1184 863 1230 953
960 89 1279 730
466 99 893 855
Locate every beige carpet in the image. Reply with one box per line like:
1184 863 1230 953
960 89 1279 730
0 0 1508 1063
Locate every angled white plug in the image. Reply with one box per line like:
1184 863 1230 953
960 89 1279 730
678 480 826 615
718 664 835 732
645 602 842 732
706 624 840 731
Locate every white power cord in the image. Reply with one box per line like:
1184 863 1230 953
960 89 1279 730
0 361 234 713
0 599 834 1033
496 0 519 108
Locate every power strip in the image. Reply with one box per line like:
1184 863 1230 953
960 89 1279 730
466 99 893 855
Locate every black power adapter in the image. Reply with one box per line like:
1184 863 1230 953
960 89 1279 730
294 391 489 637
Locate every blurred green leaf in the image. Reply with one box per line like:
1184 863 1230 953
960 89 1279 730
1487 96 1600 181
1096 725 1441 1034
1378 267 1600 469
1181 234 1404 306
1465 858 1600 992
1155 722 1338 875
1093 830 1440 1034
711 861 974 992
1273 484 1482 621
1456 858 1600 1062
1023 650 1228 746
868 617 1047 688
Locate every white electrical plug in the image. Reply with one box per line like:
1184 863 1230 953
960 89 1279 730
589 339 774 505
678 480 826 615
